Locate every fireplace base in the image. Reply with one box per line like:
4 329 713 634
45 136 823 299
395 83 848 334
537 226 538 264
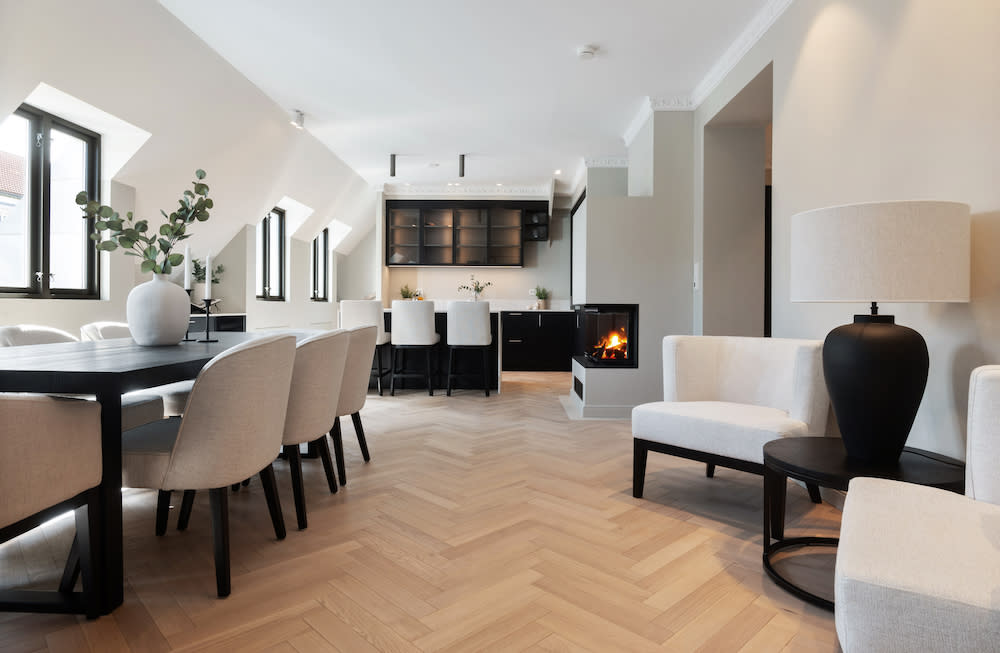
568 356 640 419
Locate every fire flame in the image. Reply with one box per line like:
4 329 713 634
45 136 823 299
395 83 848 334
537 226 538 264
594 327 628 360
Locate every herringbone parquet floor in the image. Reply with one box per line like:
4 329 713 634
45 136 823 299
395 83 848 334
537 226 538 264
1 373 840 652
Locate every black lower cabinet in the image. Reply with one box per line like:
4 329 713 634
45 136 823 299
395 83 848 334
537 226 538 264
188 314 246 333
501 311 574 371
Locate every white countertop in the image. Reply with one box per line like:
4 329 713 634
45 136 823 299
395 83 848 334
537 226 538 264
381 299 571 312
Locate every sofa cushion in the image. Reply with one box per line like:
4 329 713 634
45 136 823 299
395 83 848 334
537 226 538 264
836 477 1000 652
631 401 808 464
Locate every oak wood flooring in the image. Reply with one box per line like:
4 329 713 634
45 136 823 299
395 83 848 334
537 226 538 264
0 373 840 652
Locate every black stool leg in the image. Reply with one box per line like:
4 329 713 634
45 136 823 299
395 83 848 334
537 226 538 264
706 463 716 478
283 444 308 530
807 483 823 504
447 347 455 396
482 346 490 397
333 417 347 486
351 412 370 462
316 434 338 493
155 490 171 536
426 348 434 396
208 487 231 598
390 347 397 396
376 345 385 396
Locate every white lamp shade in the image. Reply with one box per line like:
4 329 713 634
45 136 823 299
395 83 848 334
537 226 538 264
790 200 970 303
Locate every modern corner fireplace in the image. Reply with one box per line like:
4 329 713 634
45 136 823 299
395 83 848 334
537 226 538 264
574 304 638 368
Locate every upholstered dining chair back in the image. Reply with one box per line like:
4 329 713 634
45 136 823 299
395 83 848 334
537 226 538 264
282 330 351 446
80 321 131 341
0 395 102 529
340 300 389 345
162 335 296 490
0 324 78 346
390 300 437 346
338 325 378 417
966 365 1000 504
446 301 491 346
661 335 828 436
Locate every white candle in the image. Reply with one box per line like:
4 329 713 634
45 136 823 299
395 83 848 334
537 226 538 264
183 245 192 290
204 252 213 300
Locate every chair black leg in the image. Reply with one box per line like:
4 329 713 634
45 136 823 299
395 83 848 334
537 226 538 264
315 434 339 493
446 347 454 396
706 463 716 478
482 346 490 397
177 490 196 531
351 412 370 462
208 488 231 598
807 483 823 504
242 478 250 487
390 347 397 396
59 533 81 593
633 440 648 498
333 417 347 486
77 491 101 619
426 348 434 396
376 345 385 396
155 490 171 536
283 444 308 530
259 463 286 541
231 483 241 492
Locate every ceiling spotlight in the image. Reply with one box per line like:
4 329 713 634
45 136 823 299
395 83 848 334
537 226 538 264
576 44 599 60
459 154 465 178
290 109 305 129
390 153 396 177
496 183 503 187
554 169 562 175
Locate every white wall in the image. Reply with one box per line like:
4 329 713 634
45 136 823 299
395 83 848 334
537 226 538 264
694 0 1000 458
627 119 655 197
702 126 766 336
385 211 570 307
337 227 379 301
0 0 373 331
571 200 587 304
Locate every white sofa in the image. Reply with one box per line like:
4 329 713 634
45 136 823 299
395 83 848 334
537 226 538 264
835 365 1000 652
632 335 828 498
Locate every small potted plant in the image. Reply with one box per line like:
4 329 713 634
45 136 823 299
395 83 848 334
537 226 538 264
191 257 225 304
458 275 492 301
534 285 550 310
400 284 415 299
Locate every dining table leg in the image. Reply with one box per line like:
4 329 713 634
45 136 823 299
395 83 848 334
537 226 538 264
95 389 124 614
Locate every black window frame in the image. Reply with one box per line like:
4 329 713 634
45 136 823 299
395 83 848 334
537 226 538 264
0 103 100 299
310 227 329 302
257 206 285 301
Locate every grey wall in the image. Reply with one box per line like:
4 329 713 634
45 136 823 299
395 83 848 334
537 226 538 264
702 126 766 336
628 118 655 197
337 227 378 301
694 0 1000 458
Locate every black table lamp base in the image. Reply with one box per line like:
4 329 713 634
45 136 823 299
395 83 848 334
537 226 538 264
823 308 928 463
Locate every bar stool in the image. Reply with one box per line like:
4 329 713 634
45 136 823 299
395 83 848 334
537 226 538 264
339 300 390 395
390 300 439 396
446 301 492 397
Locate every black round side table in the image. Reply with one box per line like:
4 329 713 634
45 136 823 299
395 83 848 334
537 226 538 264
762 437 965 610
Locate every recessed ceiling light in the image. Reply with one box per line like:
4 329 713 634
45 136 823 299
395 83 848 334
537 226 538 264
404 182 411 186
576 44 599 60
554 169 562 175
496 183 503 187
290 109 305 129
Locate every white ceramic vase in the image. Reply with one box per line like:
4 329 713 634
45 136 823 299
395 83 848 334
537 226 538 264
126 273 190 346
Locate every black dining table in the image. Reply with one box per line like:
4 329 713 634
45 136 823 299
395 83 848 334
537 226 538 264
0 331 274 615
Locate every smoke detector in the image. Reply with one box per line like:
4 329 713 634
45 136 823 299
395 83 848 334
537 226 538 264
577 44 599 60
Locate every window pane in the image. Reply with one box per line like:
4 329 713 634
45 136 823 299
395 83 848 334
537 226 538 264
268 211 282 296
310 237 318 298
256 219 265 295
0 114 31 289
48 127 88 290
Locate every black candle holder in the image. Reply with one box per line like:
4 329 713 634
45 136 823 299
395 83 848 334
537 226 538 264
197 298 218 343
182 289 196 341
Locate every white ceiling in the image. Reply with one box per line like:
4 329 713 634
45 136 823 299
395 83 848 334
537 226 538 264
159 0 776 195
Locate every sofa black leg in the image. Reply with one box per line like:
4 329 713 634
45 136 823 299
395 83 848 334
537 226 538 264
806 483 823 504
706 463 716 478
633 439 648 498
177 490 196 531
209 487 231 598
155 490 171 536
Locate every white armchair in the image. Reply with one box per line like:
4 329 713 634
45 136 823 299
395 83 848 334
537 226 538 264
632 335 828 498
835 365 1000 652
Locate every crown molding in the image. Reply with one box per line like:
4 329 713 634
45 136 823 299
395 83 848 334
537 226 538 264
690 0 795 107
382 182 550 198
623 96 696 146
583 157 629 169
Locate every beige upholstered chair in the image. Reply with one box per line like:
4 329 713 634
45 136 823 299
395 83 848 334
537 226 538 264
390 300 440 395
445 300 492 396
331 325 377 486
632 335 829 499
121 335 296 597
0 324 164 430
0 395 102 618
78 321 192 417
340 299 390 395
79 321 131 341
835 365 1000 652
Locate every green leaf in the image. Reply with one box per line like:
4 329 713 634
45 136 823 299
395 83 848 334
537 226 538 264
204 198 214 209
98 205 114 218
160 209 169 219
107 219 124 231
193 183 208 196
75 191 89 205
159 224 172 236
196 210 209 222
123 228 139 240
195 169 206 180
158 238 172 252
140 260 155 273
86 200 100 213
144 245 157 259
118 237 135 248
135 220 148 233
89 233 100 241
98 240 118 252
94 221 108 231
168 253 184 266
183 190 194 198
161 261 172 275
124 250 139 257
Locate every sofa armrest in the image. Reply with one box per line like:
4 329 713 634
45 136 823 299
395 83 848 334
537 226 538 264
788 342 828 435
967 365 1000 504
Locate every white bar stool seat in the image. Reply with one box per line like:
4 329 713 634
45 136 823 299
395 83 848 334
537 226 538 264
389 300 440 396
445 300 492 397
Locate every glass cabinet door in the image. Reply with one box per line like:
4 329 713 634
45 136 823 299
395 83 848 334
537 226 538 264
388 208 420 264
488 207 522 266
455 208 488 266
